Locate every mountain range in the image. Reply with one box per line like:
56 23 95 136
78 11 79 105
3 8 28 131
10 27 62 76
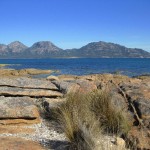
0 41 150 58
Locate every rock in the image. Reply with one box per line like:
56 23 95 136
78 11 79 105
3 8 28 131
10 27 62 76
117 80 150 149
42 98 66 114
53 79 97 94
119 82 150 127
43 98 66 109
0 68 53 77
79 74 98 81
79 74 150 149
0 77 58 90
75 79 97 93
95 135 126 150
0 137 45 150
133 99 150 117
52 80 80 94
42 98 66 119
0 86 63 97
0 126 35 134
47 75 59 81
20 68 53 75
127 127 150 150
0 96 40 124
58 75 78 81
115 137 125 148
133 98 150 128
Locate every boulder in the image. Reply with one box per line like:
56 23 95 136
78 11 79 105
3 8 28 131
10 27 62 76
53 79 97 94
75 79 97 93
42 98 66 109
42 98 66 118
0 96 40 124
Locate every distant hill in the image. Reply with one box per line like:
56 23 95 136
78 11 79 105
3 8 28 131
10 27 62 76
0 41 28 58
22 41 63 58
0 41 150 58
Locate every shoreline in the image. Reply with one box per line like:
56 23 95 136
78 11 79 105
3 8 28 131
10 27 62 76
0 68 150 79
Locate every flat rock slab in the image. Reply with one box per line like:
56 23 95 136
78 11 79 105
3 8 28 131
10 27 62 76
0 125 35 134
0 87 63 97
0 96 39 120
0 137 45 150
0 77 58 90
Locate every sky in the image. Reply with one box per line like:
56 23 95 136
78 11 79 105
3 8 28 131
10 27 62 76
0 0 150 51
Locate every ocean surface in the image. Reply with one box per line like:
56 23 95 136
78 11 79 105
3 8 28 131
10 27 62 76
0 58 150 77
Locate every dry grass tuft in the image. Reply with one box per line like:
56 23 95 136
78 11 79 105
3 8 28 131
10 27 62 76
53 90 130 150
88 90 130 135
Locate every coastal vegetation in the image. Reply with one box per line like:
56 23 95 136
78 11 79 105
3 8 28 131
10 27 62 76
52 90 131 150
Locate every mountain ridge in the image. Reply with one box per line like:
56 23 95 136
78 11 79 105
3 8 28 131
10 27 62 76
0 41 150 58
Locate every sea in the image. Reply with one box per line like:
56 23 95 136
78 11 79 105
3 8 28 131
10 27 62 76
0 58 150 77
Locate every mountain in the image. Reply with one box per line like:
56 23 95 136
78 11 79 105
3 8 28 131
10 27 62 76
65 41 150 58
0 41 150 58
24 41 63 58
0 41 28 58
8 41 28 53
0 44 8 56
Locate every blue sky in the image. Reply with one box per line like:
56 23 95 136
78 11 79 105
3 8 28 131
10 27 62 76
0 0 150 51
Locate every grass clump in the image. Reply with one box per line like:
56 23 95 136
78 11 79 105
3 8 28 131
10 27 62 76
88 90 130 135
54 90 130 149
56 92 100 150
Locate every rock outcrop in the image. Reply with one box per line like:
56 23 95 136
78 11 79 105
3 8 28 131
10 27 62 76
80 74 150 150
0 75 66 149
0 72 149 149
0 69 53 77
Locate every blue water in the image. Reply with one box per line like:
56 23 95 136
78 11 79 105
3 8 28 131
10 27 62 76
0 58 150 77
